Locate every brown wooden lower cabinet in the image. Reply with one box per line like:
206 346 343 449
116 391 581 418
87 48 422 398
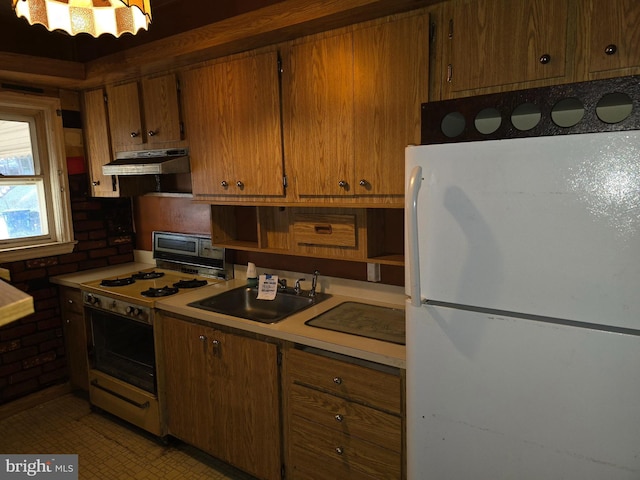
284 346 404 480
160 314 281 480
60 286 90 391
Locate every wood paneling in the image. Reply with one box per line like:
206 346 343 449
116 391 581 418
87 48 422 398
133 196 211 250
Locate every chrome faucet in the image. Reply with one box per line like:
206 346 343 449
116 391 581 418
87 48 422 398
294 278 306 295
309 270 319 297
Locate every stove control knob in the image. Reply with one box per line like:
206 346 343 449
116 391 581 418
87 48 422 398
86 294 100 306
126 306 141 316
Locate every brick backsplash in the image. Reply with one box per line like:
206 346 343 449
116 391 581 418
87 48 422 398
0 173 135 404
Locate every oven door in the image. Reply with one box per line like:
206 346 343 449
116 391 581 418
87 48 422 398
88 308 157 394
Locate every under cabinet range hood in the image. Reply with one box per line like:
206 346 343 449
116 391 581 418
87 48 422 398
103 148 190 176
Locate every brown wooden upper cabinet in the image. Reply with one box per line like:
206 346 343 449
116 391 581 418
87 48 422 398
181 50 284 198
82 88 119 197
586 0 640 75
106 73 183 152
438 0 569 98
282 12 429 199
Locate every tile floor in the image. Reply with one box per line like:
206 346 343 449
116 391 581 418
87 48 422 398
0 393 256 479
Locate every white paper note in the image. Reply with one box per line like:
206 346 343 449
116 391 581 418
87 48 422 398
257 274 278 300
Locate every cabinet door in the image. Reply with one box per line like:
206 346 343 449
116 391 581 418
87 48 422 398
82 89 118 197
60 287 89 391
162 317 215 453
443 0 568 96
107 81 143 149
353 13 429 196
211 330 281 480
180 65 222 196
282 33 355 196
182 51 284 197
588 0 640 74
141 74 182 146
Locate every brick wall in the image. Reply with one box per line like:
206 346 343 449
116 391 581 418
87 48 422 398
0 173 134 404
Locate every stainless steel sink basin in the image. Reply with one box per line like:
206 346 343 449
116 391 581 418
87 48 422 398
188 286 331 324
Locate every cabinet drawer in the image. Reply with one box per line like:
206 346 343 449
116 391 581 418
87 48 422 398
290 417 401 480
287 348 401 413
292 213 357 247
89 370 161 436
290 384 401 452
60 287 83 315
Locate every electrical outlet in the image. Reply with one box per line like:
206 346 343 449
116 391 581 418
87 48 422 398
366 263 381 282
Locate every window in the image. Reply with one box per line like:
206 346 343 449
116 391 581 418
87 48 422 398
0 92 75 261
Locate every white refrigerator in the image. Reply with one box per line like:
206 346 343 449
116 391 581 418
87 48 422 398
405 131 640 480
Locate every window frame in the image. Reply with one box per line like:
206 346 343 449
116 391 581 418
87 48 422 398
0 92 75 262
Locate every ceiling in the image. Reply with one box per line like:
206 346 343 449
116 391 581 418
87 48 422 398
1 0 285 62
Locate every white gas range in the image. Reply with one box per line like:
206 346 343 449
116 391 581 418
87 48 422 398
80 231 232 437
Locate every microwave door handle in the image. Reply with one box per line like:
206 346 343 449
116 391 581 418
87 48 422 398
407 165 423 307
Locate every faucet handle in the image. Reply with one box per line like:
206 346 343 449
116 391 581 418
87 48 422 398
278 278 287 289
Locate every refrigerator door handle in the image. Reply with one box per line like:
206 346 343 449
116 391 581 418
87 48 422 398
407 165 423 307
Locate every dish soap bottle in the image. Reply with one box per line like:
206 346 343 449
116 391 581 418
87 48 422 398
247 262 258 287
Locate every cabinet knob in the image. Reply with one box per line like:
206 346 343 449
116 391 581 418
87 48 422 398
334 414 343 423
199 335 206 342
65 318 71 324
236 181 244 188
130 131 139 138
605 44 617 55
91 181 100 186
67 299 74 304
335 447 344 455
147 130 157 137
333 376 343 385
338 180 347 188
220 181 229 188
539 54 551 64
359 179 368 187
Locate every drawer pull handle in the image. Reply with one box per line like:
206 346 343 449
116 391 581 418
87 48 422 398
335 447 344 455
334 414 343 422
333 377 343 385
314 225 332 235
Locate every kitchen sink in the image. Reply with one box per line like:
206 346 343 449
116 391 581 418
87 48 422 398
188 286 331 324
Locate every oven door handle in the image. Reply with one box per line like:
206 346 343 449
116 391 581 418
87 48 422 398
91 380 150 409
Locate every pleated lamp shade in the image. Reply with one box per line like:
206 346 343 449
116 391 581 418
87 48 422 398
12 0 152 37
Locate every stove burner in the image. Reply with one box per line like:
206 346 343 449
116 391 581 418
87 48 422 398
140 285 179 298
100 277 135 287
132 271 165 280
173 279 208 289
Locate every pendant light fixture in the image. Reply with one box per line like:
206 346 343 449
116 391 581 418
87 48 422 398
12 0 152 37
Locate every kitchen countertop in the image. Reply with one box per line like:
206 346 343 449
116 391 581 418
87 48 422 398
51 262 406 369
0 279 34 327
157 278 406 369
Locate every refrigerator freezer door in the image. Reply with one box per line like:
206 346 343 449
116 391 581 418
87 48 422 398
406 303 640 480
405 131 640 330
